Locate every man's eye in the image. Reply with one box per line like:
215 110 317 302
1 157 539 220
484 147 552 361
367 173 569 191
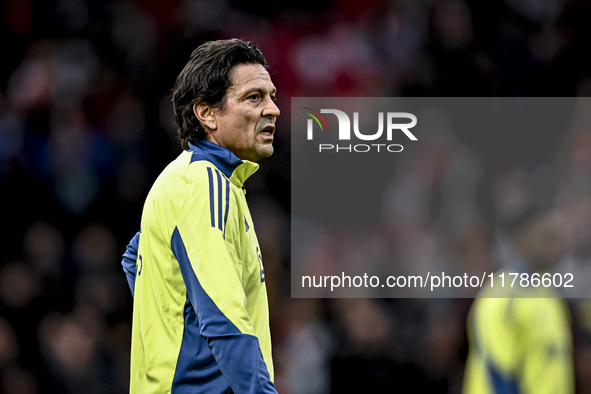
248 94 260 100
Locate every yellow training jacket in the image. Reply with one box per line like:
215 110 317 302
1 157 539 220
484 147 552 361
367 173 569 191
122 139 276 394
463 271 574 394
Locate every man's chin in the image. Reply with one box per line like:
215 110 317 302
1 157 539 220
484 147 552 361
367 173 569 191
257 145 274 159
241 146 273 162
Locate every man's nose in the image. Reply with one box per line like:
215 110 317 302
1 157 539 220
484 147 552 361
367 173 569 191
262 98 280 118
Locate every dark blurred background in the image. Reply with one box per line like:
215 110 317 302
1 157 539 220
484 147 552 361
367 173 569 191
2 0 591 393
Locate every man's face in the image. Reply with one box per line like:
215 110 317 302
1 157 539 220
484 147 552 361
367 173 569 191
207 63 279 162
518 211 567 270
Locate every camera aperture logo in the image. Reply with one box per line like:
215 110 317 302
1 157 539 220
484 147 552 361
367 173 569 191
303 107 417 153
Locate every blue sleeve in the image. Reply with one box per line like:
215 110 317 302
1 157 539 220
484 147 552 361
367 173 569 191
122 231 140 296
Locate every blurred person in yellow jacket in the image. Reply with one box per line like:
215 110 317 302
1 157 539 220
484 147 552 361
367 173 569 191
463 199 575 394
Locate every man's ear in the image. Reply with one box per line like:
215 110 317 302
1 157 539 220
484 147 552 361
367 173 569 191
193 102 217 131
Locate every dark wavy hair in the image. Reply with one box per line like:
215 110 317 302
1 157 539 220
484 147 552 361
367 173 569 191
172 39 267 150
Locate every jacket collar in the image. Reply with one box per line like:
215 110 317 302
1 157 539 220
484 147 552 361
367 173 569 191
188 140 259 186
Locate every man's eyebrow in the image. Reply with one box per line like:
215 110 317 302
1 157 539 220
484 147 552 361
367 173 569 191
242 86 277 96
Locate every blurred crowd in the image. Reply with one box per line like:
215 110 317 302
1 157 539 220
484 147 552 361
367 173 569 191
2 0 591 393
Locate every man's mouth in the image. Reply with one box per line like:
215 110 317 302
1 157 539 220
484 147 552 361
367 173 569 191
260 125 275 136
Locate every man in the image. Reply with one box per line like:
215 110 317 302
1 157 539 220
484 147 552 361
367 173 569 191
463 199 575 394
121 39 279 394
